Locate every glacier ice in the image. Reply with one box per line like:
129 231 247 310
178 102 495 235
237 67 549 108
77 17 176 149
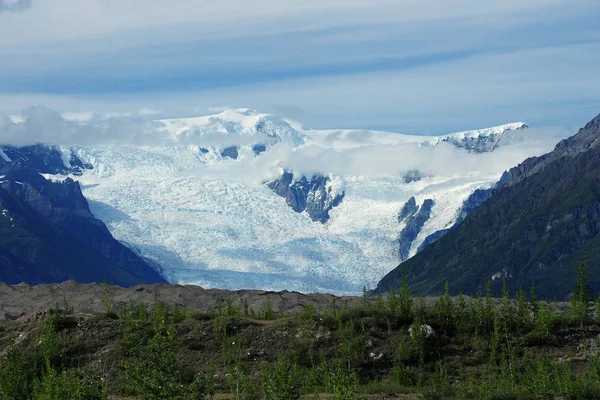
49 108 549 294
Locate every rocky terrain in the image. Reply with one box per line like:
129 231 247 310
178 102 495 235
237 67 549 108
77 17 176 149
0 281 359 321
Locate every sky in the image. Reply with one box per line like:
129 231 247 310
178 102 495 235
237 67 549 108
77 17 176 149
0 0 599 134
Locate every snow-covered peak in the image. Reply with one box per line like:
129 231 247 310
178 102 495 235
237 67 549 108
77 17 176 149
425 122 528 152
440 122 528 141
158 108 306 147
302 122 528 153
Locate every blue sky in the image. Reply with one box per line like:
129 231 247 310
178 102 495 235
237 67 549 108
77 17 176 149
0 0 599 134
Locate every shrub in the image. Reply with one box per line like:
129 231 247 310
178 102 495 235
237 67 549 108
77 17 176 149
122 307 182 400
0 343 33 400
263 296 276 321
33 362 107 400
260 359 302 400
433 282 455 336
328 360 360 400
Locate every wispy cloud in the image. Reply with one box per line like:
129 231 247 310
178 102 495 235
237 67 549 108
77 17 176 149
0 105 573 194
0 0 32 13
178 125 568 186
273 105 305 120
0 106 274 147
0 0 598 133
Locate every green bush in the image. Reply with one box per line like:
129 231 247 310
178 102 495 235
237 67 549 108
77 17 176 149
33 362 106 400
260 359 302 400
0 343 33 400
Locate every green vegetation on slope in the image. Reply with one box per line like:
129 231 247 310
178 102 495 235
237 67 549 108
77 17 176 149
3 267 600 399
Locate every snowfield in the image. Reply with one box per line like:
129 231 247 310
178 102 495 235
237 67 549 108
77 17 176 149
57 109 550 294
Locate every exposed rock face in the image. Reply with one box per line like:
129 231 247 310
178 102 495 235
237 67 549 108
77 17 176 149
268 171 345 223
402 170 425 184
498 115 600 188
376 113 600 300
398 197 419 221
0 166 166 286
220 146 239 159
395 192 496 260
0 144 92 176
418 188 493 252
252 144 267 155
440 123 528 153
397 198 435 261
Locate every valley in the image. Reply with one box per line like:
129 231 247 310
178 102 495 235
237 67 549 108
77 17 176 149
0 109 553 294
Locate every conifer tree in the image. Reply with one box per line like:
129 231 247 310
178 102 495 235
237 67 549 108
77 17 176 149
516 287 530 329
572 262 593 324
398 274 413 320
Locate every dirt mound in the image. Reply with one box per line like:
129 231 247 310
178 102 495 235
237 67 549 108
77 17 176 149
0 281 360 320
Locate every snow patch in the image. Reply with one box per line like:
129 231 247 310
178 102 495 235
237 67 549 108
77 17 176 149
58 146 72 168
0 148 11 162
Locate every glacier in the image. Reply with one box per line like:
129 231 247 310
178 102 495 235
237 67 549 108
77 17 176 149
36 109 555 294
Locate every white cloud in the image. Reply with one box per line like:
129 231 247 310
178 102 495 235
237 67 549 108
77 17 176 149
0 0 572 45
138 107 160 116
208 106 232 113
0 106 160 146
0 106 277 148
277 130 565 179
180 124 568 185
0 106 568 184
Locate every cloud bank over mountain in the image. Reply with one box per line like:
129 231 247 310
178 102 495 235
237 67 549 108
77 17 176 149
0 106 567 183
0 0 598 133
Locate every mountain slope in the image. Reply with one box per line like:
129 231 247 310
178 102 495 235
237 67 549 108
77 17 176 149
376 113 600 299
0 167 166 286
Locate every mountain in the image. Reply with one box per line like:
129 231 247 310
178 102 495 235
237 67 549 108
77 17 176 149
1 108 550 294
0 165 166 286
376 113 600 300
0 143 93 175
430 122 528 152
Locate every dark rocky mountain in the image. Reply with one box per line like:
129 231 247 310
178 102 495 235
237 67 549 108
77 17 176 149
393 189 492 262
0 166 166 286
397 198 434 261
498 117 600 188
376 113 600 300
268 171 345 223
417 188 493 252
0 144 92 176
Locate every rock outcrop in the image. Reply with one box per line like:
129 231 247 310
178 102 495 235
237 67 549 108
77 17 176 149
268 171 345 223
